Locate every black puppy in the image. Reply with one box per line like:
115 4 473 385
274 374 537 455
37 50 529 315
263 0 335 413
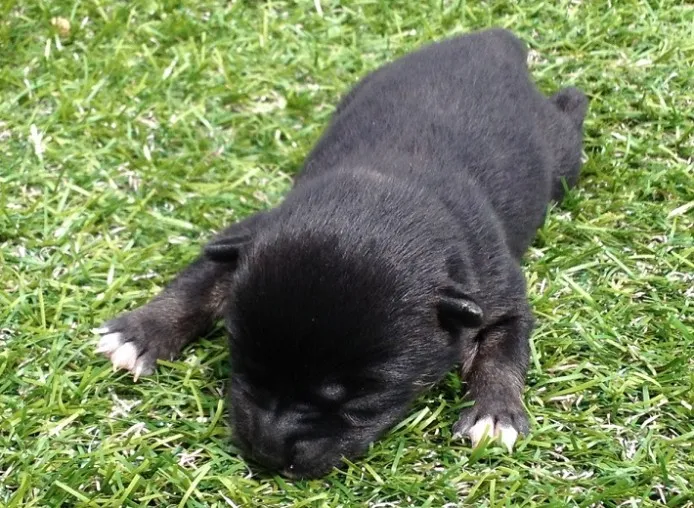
96 28 588 478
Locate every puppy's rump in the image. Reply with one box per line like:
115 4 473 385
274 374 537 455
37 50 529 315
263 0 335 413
458 27 529 63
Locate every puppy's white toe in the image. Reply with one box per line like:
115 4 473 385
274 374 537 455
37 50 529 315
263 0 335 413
496 423 519 452
111 342 139 371
92 327 111 335
96 332 123 354
468 416 495 448
132 356 154 381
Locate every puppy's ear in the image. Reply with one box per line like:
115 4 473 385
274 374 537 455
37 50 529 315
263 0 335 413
204 232 251 263
437 283 484 331
204 211 270 263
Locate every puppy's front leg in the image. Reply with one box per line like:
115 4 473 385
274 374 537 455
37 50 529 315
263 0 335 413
453 309 532 451
95 257 233 379
94 213 265 379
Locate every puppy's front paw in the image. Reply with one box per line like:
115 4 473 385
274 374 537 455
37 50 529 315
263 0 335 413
452 396 529 452
94 307 175 380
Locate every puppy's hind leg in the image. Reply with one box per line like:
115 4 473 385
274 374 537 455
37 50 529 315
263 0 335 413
453 305 532 451
551 87 588 130
548 87 589 200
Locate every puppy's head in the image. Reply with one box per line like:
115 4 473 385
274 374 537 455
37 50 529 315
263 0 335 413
207 225 483 478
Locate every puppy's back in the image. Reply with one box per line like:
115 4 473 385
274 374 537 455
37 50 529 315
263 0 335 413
300 28 585 257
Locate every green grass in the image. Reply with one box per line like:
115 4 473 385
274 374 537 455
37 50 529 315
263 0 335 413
1 0 692 506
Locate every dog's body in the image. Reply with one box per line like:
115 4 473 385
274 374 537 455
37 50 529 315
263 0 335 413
96 28 588 478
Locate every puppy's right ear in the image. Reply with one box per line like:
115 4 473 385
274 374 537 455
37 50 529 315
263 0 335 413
436 283 484 332
204 232 251 263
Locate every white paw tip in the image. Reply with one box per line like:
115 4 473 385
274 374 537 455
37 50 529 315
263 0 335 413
467 418 519 452
92 327 110 334
468 416 495 448
497 424 519 452
110 342 139 371
468 416 518 452
96 332 123 354
132 358 152 381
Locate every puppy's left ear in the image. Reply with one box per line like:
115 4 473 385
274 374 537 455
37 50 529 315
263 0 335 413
204 232 251 263
437 283 484 331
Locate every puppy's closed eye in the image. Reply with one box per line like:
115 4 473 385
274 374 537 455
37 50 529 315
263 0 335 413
339 395 386 428
293 402 324 422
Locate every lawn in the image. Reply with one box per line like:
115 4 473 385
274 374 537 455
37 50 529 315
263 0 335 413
1 0 692 506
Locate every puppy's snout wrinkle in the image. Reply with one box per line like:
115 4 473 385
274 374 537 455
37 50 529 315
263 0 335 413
252 441 287 470
249 408 299 470
292 437 332 465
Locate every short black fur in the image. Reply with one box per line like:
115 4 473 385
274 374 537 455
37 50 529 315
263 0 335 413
98 28 588 478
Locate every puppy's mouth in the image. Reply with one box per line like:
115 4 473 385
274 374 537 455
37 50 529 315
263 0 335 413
231 432 334 479
280 462 337 480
